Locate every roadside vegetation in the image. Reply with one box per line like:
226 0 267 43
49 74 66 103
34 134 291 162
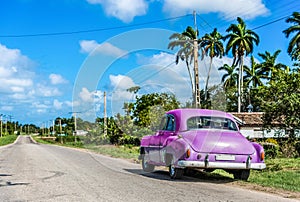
0 135 18 146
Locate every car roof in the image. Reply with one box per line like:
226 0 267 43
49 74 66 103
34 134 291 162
166 108 237 131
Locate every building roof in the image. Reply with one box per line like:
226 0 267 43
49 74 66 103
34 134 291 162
230 112 264 127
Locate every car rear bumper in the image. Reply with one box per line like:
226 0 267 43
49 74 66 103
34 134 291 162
177 160 266 170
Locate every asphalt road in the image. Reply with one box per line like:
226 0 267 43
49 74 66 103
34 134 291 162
0 136 298 202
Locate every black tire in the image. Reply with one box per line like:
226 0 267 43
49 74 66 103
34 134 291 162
169 156 184 179
141 154 155 172
233 170 250 181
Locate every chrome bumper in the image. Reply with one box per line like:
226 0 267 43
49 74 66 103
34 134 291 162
177 160 266 170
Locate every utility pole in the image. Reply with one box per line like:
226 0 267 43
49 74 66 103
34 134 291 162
0 114 3 137
193 10 200 108
103 91 107 137
52 119 55 135
59 118 63 144
5 115 8 135
73 113 77 143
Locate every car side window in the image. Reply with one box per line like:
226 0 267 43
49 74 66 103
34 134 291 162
159 115 168 130
166 115 175 131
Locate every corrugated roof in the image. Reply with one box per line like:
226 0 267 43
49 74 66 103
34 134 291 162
230 112 264 126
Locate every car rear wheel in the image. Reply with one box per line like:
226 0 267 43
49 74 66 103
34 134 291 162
233 170 250 181
169 156 183 179
142 154 155 172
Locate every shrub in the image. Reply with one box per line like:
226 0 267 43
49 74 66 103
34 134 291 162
280 140 297 158
261 142 280 159
295 141 300 157
119 134 140 146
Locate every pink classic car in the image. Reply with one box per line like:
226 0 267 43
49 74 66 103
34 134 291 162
139 109 266 180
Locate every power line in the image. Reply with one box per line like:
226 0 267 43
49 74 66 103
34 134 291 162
252 15 289 30
0 14 191 38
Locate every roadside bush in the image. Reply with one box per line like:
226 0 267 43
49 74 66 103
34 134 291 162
280 140 297 158
119 134 140 146
295 141 300 157
261 142 280 159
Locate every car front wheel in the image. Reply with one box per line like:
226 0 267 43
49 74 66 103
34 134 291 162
233 170 250 181
142 154 155 172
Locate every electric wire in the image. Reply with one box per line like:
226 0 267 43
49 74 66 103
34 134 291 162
0 14 191 38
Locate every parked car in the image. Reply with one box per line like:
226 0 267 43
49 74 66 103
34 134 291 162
139 109 266 180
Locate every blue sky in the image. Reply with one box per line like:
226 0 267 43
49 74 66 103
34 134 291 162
0 0 299 126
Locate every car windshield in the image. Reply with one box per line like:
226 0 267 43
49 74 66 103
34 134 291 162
187 116 238 131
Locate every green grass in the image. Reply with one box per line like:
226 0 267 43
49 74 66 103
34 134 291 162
211 158 300 192
86 144 140 160
0 135 18 146
248 158 300 192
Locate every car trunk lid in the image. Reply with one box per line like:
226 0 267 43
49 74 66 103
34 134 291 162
182 130 254 155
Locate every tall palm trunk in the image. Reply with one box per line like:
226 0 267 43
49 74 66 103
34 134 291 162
237 56 244 113
193 39 200 108
205 57 213 101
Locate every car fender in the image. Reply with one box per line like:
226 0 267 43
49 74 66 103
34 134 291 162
162 136 189 163
140 135 152 147
251 142 265 162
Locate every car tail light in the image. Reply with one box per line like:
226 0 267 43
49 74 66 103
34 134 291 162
186 149 191 158
260 151 265 161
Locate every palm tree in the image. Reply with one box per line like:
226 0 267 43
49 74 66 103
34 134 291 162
283 12 300 61
201 28 224 101
218 64 238 89
243 56 266 89
168 31 195 95
224 17 260 112
258 50 287 80
168 26 201 107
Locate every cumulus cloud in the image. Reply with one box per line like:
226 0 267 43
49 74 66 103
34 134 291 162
53 99 63 110
79 40 127 57
86 0 148 23
0 44 35 97
35 84 62 97
110 74 136 90
163 0 269 20
78 87 104 103
49 74 68 85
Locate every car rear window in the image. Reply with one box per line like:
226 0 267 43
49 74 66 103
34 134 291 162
187 116 238 131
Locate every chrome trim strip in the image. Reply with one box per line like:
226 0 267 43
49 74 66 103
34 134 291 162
177 160 266 170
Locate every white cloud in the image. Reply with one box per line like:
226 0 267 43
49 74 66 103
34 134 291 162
163 0 269 20
35 84 62 97
0 44 31 68
0 44 35 98
110 74 136 90
53 99 63 110
79 40 127 57
79 87 94 102
1 106 13 111
49 74 68 85
86 0 148 23
78 88 104 103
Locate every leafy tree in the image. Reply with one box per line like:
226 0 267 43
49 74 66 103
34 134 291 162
200 28 224 101
224 17 260 112
283 12 300 61
259 68 300 138
132 93 180 127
